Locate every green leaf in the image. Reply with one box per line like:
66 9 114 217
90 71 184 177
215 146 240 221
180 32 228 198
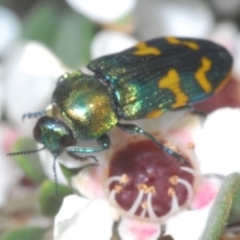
22 1 61 47
200 172 240 240
1 227 47 240
59 163 83 184
228 175 240 224
51 9 96 68
38 179 73 217
10 138 45 183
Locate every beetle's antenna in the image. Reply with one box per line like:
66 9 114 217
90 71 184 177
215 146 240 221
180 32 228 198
7 146 46 156
22 110 46 122
53 155 59 195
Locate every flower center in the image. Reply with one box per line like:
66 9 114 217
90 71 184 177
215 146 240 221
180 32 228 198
105 139 197 222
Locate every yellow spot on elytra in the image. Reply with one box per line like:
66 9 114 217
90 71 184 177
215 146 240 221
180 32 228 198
133 42 161 56
169 175 179 185
146 109 164 119
120 174 130 184
158 69 189 108
195 57 212 93
114 185 123 193
166 37 199 50
168 187 176 197
141 201 148 209
214 69 232 93
138 184 156 194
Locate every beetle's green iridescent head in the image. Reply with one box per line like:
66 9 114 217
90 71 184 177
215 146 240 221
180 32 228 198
33 116 77 156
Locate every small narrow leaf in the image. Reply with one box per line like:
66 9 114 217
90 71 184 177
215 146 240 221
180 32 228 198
201 173 240 240
1 227 48 240
228 176 240 224
60 163 83 184
52 9 96 68
22 1 60 46
38 179 73 217
10 138 45 183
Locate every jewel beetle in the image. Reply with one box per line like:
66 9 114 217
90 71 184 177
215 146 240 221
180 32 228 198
8 37 233 165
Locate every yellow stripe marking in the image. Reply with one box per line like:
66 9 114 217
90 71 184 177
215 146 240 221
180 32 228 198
146 109 164 118
166 37 199 50
132 42 161 56
158 69 189 108
214 69 232 93
195 57 212 93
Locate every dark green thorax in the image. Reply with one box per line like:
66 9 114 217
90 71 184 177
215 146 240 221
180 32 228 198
52 71 118 140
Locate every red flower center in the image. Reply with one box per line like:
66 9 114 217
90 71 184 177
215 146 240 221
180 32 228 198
106 139 196 222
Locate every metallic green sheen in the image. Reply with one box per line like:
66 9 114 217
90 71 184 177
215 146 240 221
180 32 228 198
33 116 76 155
52 71 118 140
88 37 233 120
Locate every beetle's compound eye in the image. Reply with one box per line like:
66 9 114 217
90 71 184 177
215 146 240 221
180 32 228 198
33 121 42 142
59 134 77 148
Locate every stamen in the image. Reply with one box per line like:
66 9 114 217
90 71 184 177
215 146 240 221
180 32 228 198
138 183 148 192
140 206 147 218
128 190 144 216
180 166 199 176
105 176 122 189
146 191 158 220
161 194 179 222
109 189 118 206
141 201 148 209
177 178 194 204
147 186 156 194
169 175 179 185
119 174 130 184
167 187 176 197
114 185 123 193
138 184 156 194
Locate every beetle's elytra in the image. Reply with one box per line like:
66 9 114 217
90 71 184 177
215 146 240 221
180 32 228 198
8 37 233 165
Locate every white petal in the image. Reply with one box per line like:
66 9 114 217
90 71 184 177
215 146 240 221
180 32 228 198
196 108 240 175
0 7 20 57
66 0 137 23
118 218 161 240
135 0 214 40
165 205 211 240
91 30 137 59
54 195 114 240
71 165 105 199
38 149 68 186
37 132 108 186
0 125 22 208
211 0 240 17
4 42 65 135
0 65 4 117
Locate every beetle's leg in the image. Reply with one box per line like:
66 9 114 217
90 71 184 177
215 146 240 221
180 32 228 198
172 105 206 117
188 106 206 117
66 134 110 162
117 123 189 166
22 110 46 121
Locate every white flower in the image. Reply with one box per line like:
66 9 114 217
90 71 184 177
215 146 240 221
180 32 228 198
54 195 114 240
134 0 214 40
0 6 21 57
3 42 66 136
65 0 137 23
91 30 137 59
196 107 240 175
53 111 225 240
